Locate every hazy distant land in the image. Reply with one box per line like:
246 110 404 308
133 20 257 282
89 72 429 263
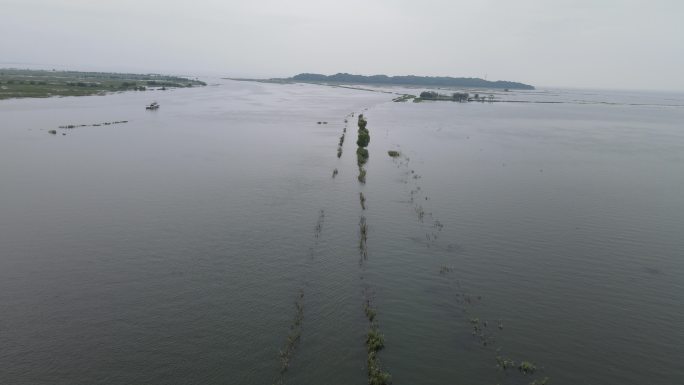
275 73 535 90
0 69 206 100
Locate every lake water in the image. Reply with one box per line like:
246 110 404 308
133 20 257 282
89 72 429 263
1 80 683 385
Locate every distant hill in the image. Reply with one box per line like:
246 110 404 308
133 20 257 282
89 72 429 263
287 73 534 90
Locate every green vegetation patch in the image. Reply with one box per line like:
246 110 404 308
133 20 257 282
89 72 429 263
357 131 370 147
275 290 305 384
519 361 537 375
363 300 391 385
357 147 369 166
358 114 368 130
358 167 367 184
366 329 385 353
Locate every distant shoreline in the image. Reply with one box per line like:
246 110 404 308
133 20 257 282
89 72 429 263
0 68 206 100
255 72 535 90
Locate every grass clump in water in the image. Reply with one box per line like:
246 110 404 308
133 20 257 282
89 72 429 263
364 301 391 385
363 300 375 321
276 291 305 380
332 168 338 178
359 216 368 250
360 192 366 210
368 352 391 385
358 167 367 184
518 361 537 375
496 356 516 370
366 329 385 352
387 150 400 158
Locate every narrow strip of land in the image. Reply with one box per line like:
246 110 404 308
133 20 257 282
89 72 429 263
0 69 206 100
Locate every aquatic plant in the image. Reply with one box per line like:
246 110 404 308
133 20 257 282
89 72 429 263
357 147 369 166
496 356 516 370
314 210 325 238
337 147 343 158
366 329 391 384
358 114 367 130
415 205 425 221
366 329 385 352
357 131 370 147
363 302 391 385
48 130 57 135
359 216 369 259
358 167 366 184
360 192 366 210
363 300 375 322
519 361 537 375
332 168 338 178
387 150 400 158
276 290 305 380
367 351 391 385
359 217 368 246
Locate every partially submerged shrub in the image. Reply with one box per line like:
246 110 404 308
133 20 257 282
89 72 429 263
357 131 370 147
367 351 391 385
366 329 385 352
358 114 367 129
358 167 366 184
357 147 369 166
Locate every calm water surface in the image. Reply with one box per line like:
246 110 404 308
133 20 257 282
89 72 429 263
1 80 683 385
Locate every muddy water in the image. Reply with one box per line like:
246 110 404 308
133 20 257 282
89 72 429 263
1 81 683 385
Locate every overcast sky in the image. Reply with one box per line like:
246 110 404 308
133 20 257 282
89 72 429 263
2 0 683 90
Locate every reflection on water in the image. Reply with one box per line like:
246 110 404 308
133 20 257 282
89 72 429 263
1 80 683 385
